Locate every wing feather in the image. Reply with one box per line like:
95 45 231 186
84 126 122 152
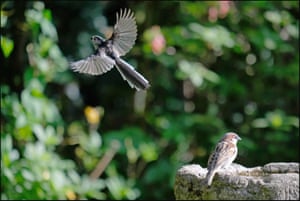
207 141 236 171
70 53 115 75
110 8 137 56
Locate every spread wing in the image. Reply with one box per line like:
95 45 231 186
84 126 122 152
70 50 115 75
109 8 137 56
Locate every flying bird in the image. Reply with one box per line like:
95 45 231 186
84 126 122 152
70 8 150 91
205 132 241 186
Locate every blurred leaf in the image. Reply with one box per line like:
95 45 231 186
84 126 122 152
1 135 20 166
177 60 220 86
252 118 269 128
1 36 14 57
105 174 140 200
139 142 158 162
189 23 235 50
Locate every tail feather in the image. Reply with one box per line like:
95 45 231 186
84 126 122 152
115 58 150 90
205 170 216 186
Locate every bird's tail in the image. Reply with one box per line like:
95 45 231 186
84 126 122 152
115 58 150 91
205 170 216 186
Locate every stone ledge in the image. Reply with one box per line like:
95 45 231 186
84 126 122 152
174 162 299 200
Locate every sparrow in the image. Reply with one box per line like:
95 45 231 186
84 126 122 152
70 8 150 91
205 132 241 186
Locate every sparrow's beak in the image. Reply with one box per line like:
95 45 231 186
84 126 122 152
236 136 242 141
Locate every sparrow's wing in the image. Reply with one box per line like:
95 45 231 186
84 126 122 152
109 8 137 56
70 50 115 75
207 141 236 171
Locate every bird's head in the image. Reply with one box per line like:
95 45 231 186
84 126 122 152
222 132 241 144
91 35 105 48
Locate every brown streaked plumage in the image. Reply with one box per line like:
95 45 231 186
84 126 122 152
205 132 241 186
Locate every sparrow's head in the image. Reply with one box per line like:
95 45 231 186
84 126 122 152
221 132 241 144
91 35 105 48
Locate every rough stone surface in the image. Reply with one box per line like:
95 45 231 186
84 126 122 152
174 162 299 200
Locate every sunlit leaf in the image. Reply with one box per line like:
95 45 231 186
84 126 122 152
177 60 220 87
189 23 235 50
139 143 158 162
1 36 14 58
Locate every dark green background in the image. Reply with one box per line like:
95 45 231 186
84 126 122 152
1 1 299 200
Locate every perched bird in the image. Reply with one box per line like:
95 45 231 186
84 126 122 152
205 132 241 186
70 8 150 91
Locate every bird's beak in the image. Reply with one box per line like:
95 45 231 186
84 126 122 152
237 136 242 141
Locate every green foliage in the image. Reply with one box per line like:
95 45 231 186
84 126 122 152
1 1 299 200
1 36 14 57
1 1 104 200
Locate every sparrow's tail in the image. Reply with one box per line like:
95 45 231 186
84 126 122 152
115 58 150 91
205 170 216 186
